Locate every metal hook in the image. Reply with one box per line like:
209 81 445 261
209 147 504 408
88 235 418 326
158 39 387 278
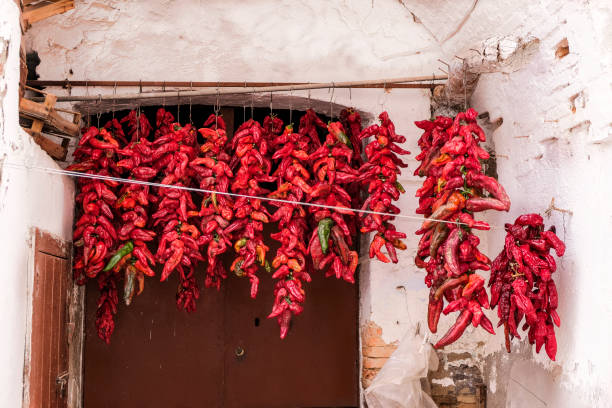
189 81 193 124
177 90 181 124
85 81 90 127
112 82 117 120
307 84 311 109
162 81 166 107
329 82 335 119
96 95 101 128
243 81 247 123
215 86 220 129
349 86 352 101
136 82 141 140
289 86 293 125
381 82 387 111
250 89 255 119
269 91 273 116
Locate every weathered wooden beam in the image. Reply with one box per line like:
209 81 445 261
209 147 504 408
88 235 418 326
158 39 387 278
23 0 74 26
25 129 68 160
20 97 80 137
24 94 67 160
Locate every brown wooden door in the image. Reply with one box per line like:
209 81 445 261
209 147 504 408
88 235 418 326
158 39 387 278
83 239 358 408
28 230 71 408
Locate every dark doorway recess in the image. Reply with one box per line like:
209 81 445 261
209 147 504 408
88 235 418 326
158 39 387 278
82 105 359 408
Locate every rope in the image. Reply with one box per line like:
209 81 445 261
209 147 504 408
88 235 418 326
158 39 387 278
3 162 503 229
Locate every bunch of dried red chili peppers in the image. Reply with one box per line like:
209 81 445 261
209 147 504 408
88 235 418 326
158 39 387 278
489 213 565 360
70 107 410 343
413 108 507 348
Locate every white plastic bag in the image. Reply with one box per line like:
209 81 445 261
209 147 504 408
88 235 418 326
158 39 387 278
364 329 438 408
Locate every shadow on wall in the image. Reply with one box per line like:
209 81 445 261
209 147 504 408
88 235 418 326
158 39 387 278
506 359 588 408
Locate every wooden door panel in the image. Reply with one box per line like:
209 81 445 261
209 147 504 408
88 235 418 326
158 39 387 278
83 273 225 408
223 229 359 408
29 233 70 408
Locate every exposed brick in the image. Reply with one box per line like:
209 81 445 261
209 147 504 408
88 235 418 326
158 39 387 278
362 357 387 370
362 344 397 358
361 368 378 389
360 321 399 389
361 321 389 347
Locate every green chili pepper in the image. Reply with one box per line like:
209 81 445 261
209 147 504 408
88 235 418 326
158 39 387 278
336 130 352 148
318 218 334 254
264 260 271 273
395 181 406 193
211 192 218 208
103 241 134 271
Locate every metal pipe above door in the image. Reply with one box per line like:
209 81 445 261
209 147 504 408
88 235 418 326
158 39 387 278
26 75 447 102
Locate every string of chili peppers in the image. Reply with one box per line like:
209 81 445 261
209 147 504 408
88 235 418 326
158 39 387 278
266 112 322 338
113 112 157 306
190 114 234 294
358 112 410 263
306 120 360 283
489 213 565 361
413 108 511 349
149 109 204 311
226 116 276 298
68 124 122 344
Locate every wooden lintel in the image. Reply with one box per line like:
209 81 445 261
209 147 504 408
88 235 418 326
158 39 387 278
23 0 74 26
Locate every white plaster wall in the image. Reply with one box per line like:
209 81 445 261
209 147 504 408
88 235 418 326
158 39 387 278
469 1 612 406
0 2 75 407
22 0 612 406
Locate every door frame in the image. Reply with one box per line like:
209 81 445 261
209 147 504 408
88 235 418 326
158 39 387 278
22 228 85 408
